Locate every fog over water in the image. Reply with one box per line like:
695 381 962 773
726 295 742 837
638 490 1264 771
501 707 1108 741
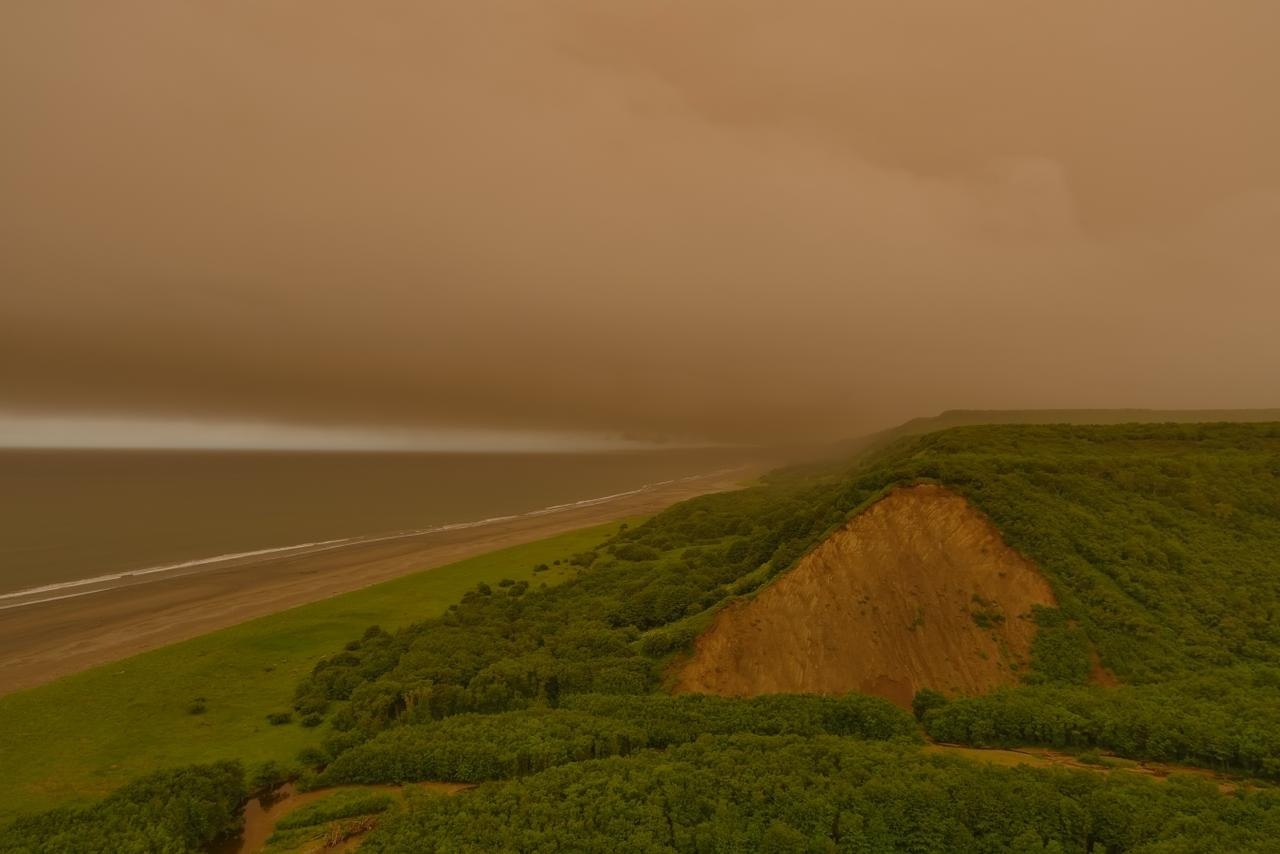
2 2 1278 446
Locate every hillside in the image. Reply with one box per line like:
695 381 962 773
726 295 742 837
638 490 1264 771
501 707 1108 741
674 484 1058 706
823 407 1280 462
891 407 1280 434
8 422 1280 852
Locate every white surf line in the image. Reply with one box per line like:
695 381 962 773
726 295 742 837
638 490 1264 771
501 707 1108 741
0 587 111 612
0 536 360 602
0 465 748 611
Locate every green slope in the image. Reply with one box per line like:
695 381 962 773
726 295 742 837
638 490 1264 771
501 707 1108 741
295 422 1280 849
893 407 1280 434
0 523 620 823
10 422 1280 852
827 406 1280 462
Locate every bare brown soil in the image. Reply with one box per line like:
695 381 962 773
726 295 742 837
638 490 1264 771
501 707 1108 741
674 484 1057 708
1088 648 1121 688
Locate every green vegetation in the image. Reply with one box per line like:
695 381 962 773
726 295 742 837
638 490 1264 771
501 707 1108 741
262 786 395 854
1026 606 1092 685
560 693 918 744
866 407 1280 449
9 422 1280 850
274 788 395 831
880 424 1280 682
0 523 619 822
361 737 1280 853
285 423 1280 774
0 762 244 854
882 424 1280 775
317 709 648 785
317 694 915 786
224 421 1274 850
921 677 1280 775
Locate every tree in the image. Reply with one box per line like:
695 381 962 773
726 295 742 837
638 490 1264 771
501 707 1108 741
912 687 948 722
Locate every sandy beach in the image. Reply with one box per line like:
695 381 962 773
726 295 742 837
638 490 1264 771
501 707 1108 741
0 467 754 697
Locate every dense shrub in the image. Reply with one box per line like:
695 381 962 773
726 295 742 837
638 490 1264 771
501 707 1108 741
248 760 296 795
274 789 395 831
562 692 919 745
0 762 244 854
320 694 916 787
319 710 646 785
289 423 1280 781
911 688 948 722
360 736 1280 853
922 676 1280 777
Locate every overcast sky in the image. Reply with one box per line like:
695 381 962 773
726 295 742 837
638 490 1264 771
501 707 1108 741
2 2 1278 448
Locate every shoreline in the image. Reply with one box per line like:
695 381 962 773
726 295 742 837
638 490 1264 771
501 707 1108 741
0 468 744 610
0 465 757 697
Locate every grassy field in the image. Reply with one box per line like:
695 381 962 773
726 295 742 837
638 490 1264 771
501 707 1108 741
0 521 626 822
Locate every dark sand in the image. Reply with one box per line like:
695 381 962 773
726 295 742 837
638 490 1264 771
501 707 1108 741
0 468 752 696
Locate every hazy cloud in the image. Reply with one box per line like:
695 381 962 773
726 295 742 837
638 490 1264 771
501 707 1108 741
2 1 1277 444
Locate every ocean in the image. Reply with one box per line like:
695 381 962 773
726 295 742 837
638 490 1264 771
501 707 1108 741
0 447 756 598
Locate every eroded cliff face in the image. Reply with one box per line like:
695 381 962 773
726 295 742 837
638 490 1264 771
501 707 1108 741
674 484 1057 708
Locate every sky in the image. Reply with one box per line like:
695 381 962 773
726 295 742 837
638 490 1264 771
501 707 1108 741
2 1 1278 448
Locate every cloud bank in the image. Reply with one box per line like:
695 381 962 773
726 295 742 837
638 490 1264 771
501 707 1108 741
2 1 1277 443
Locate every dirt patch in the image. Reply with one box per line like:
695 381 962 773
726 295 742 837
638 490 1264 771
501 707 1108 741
215 781 470 854
923 744 1250 794
1089 648 1120 687
674 484 1057 708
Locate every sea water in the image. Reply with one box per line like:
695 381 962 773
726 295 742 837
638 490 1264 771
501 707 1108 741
0 447 754 599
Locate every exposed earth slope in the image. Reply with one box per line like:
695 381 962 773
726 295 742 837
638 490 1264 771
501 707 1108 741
675 484 1055 706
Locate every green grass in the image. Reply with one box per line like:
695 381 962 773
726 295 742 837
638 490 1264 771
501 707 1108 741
0 521 627 822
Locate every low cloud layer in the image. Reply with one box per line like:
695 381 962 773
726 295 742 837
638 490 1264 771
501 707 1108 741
3 2 1278 444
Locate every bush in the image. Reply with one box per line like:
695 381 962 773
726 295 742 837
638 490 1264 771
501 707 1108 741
610 543 661 562
274 789 396 831
2 761 245 853
266 711 293 726
912 688 948 722
357 737 1280 854
638 622 701 657
318 710 647 785
921 678 1280 776
1027 607 1093 685
249 759 296 795
564 693 920 746
321 695 917 788
297 746 330 768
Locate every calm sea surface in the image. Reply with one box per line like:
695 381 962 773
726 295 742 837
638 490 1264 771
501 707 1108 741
0 448 754 595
